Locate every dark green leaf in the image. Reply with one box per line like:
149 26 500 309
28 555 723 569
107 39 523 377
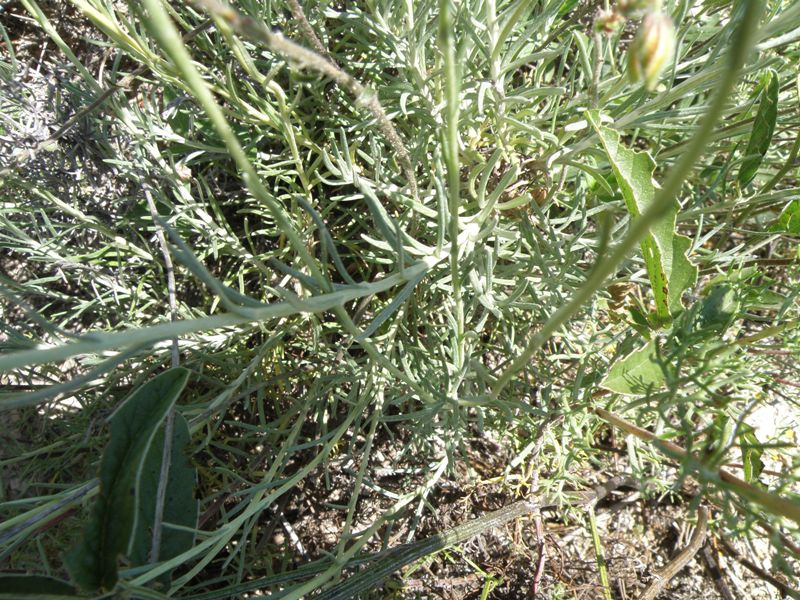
128 412 198 573
0 574 77 597
738 69 779 187
65 368 190 592
626 302 653 339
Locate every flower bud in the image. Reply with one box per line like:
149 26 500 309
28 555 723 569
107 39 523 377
594 9 626 35
627 12 675 91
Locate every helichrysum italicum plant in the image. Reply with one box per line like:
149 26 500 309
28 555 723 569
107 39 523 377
2 0 800 597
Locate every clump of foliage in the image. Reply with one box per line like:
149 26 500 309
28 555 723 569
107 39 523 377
1 0 799 597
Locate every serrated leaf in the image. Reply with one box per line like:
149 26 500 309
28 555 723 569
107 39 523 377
587 111 697 325
738 69 779 187
128 412 198 574
601 340 667 395
65 367 190 592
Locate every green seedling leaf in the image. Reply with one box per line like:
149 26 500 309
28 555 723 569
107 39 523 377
129 412 198 574
601 340 667 395
739 69 779 187
627 301 654 339
587 111 698 325
772 200 800 234
0 574 77 598
65 367 190 592
741 428 765 484
698 285 739 333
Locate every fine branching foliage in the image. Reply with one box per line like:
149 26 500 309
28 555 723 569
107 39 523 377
1 0 799 597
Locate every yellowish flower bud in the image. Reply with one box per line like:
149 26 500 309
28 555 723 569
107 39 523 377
627 12 676 91
594 9 626 35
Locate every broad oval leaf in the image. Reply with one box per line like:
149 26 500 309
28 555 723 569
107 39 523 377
65 367 190 592
601 340 668 395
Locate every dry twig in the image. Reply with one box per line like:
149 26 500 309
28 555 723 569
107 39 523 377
595 407 800 525
285 0 336 65
637 506 709 600
717 534 800 600
194 0 418 196
701 541 736 600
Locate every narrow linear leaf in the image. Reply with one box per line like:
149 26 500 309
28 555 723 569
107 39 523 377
316 501 535 600
601 340 667 395
738 69 779 187
587 111 697 324
65 367 191 592
356 271 426 341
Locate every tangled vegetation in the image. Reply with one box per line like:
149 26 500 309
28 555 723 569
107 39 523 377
1 0 799 597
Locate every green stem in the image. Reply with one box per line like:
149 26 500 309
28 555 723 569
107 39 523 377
587 506 613 600
0 257 439 376
440 0 466 391
490 0 765 400
140 0 324 284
